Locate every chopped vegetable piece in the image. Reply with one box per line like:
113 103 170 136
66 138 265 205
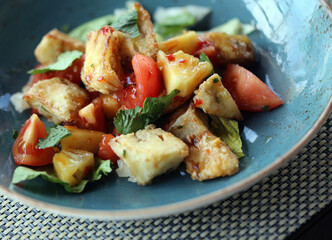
223 64 283 111
12 114 56 166
132 54 163 107
98 134 119 165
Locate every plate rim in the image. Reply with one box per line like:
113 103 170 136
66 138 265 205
0 0 331 221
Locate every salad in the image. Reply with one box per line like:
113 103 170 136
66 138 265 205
10 3 283 193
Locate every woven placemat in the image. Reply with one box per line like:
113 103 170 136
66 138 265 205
0 114 331 240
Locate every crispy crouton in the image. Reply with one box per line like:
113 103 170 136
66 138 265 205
81 26 123 94
186 132 239 180
23 77 89 124
204 32 255 66
166 104 239 181
131 3 158 59
115 3 159 72
193 74 243 120
110 125 189 185
34 29 85 65
158 31 199 55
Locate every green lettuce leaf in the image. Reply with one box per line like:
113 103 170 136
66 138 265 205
153 5 211 40
69 14 115 42
37 125 71 149
209 116 245 158
111 9 140 38
28 50 83 74
208 18 255 35
12 158 112 193
114 89 180 134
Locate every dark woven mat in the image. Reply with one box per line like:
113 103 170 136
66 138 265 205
0 114 331 239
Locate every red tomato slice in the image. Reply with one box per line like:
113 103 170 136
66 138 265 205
98 134 119 166
223 64 283 111
12 114 55 166
30 55 85 86
132 54 162 107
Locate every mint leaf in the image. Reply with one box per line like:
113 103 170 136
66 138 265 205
114 89 180 134
209 115 244 158
112 9 139 38
28 50 83 74
114 106 143 135
37 125 71 149
69 14 115 42
12 158 112 193
199 53 214 74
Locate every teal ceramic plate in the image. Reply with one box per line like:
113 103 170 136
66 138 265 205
0 0 331 219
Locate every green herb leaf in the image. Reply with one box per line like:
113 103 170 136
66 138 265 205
37 125 71 149
114 89 180 134
11 158 112 193
69 14 115 42
28 50 83 74
112 9 140 38
199 53 215 74
12 129 18 140
209 115 245 158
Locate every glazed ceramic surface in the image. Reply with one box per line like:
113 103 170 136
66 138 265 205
0 0 331 219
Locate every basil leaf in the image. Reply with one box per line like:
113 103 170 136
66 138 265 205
209 115 245 158
112 9 140 38
114 89 180 134
11 159 112 193
37 125 71 149
28 50 83 74
69 14 115 42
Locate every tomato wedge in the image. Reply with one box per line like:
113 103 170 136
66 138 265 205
98 134 119 165
223 64 283 111
132 54 162 107
12 114 55 166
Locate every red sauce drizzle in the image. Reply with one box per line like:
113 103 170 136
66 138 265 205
194 98 203 107
166 54 175 61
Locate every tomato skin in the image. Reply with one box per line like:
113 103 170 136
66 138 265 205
132 54 162 107
12 114 55 166
223 64 283 111
98 134 119 165
30 55 85 86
